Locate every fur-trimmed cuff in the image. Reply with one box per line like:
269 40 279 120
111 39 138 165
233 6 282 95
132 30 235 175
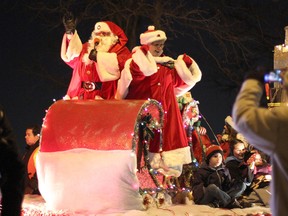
96 52 120 81
115 59 133 99
132 47 158 76
174 84 193 97
61 30 82 62
174 54 202 86
161 146 192 167
148 146 192 177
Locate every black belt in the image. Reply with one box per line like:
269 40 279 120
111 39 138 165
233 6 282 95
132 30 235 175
81 81 102 92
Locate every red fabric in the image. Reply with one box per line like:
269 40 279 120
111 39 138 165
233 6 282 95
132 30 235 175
182 53 193 68
205 145 223 158
126 59 188 153
219 141 231 160
104 21 129 54
191 131 212 163
40 100 149 152
140 45 149 55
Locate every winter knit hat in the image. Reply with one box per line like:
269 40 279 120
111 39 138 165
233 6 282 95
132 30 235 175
206 145 223 163
140 26 167 45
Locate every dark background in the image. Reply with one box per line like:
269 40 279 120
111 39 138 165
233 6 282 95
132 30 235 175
1 0 288 153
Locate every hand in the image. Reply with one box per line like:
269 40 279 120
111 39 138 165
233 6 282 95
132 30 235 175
88 49 97 62
63 12 77 34
246 152 259 165
183 53 193 68
249 161 255 170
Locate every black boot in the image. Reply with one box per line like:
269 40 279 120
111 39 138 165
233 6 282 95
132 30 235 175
225 198 243 209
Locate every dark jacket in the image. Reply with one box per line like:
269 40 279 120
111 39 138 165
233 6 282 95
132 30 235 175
225 156 254 186
0 104 25 215
192 162 232 203
22 141 40 194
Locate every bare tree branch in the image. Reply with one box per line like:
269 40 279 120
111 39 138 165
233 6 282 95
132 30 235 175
17 0 288 89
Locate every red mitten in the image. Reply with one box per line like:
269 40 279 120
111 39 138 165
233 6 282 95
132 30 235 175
140 45 150 55
183 53 193 68
247 153 258 165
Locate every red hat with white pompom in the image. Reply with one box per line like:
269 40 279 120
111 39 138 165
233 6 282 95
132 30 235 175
140 26 167 45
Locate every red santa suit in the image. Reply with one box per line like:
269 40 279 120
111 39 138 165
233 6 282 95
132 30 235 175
61 21 130 100
116 26 202 176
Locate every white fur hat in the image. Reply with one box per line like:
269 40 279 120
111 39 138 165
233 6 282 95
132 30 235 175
140 26 167 45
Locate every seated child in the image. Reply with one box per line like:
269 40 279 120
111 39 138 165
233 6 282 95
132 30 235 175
225 139 255 195
192 145 244 209
225 139 257 207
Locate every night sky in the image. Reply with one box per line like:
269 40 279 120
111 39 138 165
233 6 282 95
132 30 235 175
1 1 288 153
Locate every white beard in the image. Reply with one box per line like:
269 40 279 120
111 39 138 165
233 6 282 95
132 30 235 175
82 33 118 65
88 34 118 53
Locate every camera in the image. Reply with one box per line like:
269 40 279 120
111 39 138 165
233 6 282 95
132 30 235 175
264 69 282 83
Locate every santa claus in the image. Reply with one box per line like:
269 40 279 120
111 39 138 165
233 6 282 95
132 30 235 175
116 26 202 177
61 14 130 100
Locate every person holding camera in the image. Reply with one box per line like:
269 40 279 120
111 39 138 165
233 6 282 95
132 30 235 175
232 69 288 216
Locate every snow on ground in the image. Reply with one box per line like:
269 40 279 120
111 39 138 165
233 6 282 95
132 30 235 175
22 195 271 216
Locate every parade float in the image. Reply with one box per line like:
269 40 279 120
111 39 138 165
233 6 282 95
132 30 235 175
35 90 214 214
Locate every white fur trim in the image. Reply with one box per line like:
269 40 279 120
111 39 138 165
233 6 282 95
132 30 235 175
115 59 133 99
132 47 158 76
174 54 202 87
61 31 82 62
62 95 71 100
174 84 193 97
148 146 192 177
140 26 167 45
96 52 120 81
161 146 192 167
94 22 111 33
153 56 175 64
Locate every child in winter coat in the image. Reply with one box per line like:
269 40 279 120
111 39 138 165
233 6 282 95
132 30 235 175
192 145 243 208
225 139 255 195
225 139 256 207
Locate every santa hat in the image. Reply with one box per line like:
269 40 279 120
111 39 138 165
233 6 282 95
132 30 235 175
205 145 223 163
140 26 167 45
94 21 128 53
